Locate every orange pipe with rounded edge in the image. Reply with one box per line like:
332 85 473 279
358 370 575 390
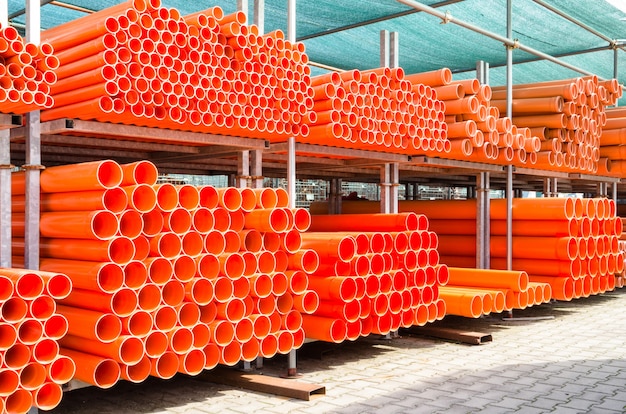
35 210 119 240
404 68 451 87
39 160 123 193
60 334 144 365
490 96 564 115
60 287 137 317
120 355 151 384
244 208 290 232
4 389 32 414
61 348 120 389
38 236 135 265
12 187 128 213
301 315 347 343
446 267 528 292
56 304 121 343
438 287 483 318
429 218 578 237
120 160 158 186
491 257 582 278
299 233 356 262
528 276 574 301
491 83 578 101
308 212 421 232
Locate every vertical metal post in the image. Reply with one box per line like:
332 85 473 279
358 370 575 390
612 182 618 203
543 177 551 197
476 172 490 269
505 0 513 272
24 0 41 271
237 151 250 189
250 150 263 189
329 178 342 214
26 1 42 412
476 60 489 85
380 30 390 68
254 0 265 34
614 47 619 107
389 32 399 215
380 165 391 214
286 0 298 377
0 0 9 267
475 60 490 270
237 0 249 22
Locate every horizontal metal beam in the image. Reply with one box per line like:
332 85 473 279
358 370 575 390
297 0 465 41
452 45 620 75
532 0 622 49
396 0 605 78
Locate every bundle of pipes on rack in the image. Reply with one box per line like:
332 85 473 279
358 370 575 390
597 107 626 177
39 0 313 141
10 159 320 391
302 66 449 154
303 212 446 342
0 25 57 114
615 218 626 288
310 198 624 303
415 68 543 166
439 267 550 317
491 76 621 173
0 268 75 413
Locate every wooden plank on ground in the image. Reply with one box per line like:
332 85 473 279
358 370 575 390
198 367 325 401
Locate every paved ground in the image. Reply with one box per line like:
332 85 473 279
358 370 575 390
50 289 626 414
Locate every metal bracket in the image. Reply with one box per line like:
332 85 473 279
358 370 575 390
440 10 452 24
21 164 45 170
234 175 264 181
506 39 520 50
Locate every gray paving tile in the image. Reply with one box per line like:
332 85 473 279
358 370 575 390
593 397 626 412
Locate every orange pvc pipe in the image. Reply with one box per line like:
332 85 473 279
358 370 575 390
12 187 128 213
300 233 356 262
528 276 574 301
36 210 119 240
308 212 421 232
120 355 151 384
57 304 121 343
446 267 528 291
4 389 32 414
38 160 123 193
438 287 483 318
39 236 135 264
150 351 179 380
60 334 143 365
244 208 290 232
404 68 452 87
120 160 158 186
301 315 347 343
287 249 320 273
490 96 564 115
491 83 578 101
61 348 120 389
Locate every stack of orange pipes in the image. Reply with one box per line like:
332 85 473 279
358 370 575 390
311 198 624 303
40 0 313 141
492 76 621 173
0 25 57 114
301 66 449 154
439 267 549 317
10 159 318 389
0 268 75 413
303 212 447 342
598 107 626 176
412 68 542 165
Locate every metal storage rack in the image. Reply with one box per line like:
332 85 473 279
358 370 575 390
2 0 625 412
